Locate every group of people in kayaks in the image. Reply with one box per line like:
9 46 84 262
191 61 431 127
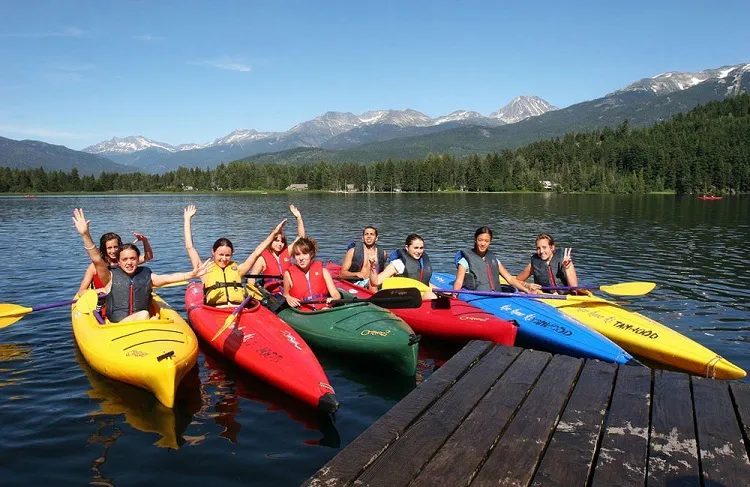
72 205 578 323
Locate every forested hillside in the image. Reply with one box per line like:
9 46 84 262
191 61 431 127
3 94 748 194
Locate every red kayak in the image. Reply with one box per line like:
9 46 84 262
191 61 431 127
185 283 338 413
697 195 723 200
327 263 518 346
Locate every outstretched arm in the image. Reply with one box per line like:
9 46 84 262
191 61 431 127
133 233 153 264
237 219 287 276
183 205 202 268
152 258 213 288
72 208 111 286
499 263 531 293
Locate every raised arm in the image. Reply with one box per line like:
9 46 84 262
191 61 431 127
152 258 213 288
562 248 579 288
183 205 202 268
72 208 111 286
237 219 287 276
368 261 399 288
290 204 305 238
133 233 153 264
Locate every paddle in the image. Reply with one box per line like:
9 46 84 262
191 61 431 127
381 277 598 302
210 293 255 342
0 290 99 329
157 274 284 289
299 287 423 309
541 282 655 296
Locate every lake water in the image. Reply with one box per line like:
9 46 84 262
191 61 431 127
0 193 748 486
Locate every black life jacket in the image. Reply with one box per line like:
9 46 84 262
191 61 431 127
397 248 432 285
457 248 502 291
105 266 153 323
530 248 569 287
344 241 387 282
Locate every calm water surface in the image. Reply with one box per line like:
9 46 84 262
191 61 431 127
0 193 748 486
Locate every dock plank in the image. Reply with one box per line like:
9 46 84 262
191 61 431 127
411 349 552 487
531 360 617 487
729 381 750 458
692 377 750 487
647 371 699 486
303 340 494 487
355 345 522 486
471 354 583 487
591 365 651 487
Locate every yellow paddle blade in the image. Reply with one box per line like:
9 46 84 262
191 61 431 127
210 314 238 342
599 281 655 296
73 290 99 314
0 304 34 328
382 276 431 292
156 280 190 288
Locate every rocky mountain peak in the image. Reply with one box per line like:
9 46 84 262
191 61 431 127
490 96 557 124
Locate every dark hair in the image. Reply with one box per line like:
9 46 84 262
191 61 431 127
474 226 493 240
212 238 234 252
404 233 424 246
99 232 123 263
117 243 141 259
293 236 319 259
363 226 378 237
536 233 555 246
266 232 288 252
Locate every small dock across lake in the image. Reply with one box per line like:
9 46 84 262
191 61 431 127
305 341 750 486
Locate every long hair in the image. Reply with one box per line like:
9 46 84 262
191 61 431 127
98 232 122 263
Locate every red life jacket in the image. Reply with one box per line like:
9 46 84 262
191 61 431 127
287 261 329 310
260 248 292 293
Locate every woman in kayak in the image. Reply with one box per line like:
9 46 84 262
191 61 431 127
283 236 341 310
453 226 532 293
183 204 288 307
368 234 438 298
76 231 153 297
247 204 306 294
73 208 211 323
515 233 578 293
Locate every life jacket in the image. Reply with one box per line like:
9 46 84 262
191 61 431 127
259 248 291 293
397 248 432 285
104 266 153 323
344 241 387 282
287 261 328 310
456 248 502 291
203 261 246 306
530 248 569 287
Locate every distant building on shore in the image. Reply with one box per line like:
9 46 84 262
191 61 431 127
286 183 308 191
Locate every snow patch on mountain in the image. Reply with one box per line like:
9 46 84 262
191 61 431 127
490 96 558 124
433 110 483 124
615 63 749 95
84 136 177 154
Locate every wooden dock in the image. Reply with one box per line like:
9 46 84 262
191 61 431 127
304 341 750 487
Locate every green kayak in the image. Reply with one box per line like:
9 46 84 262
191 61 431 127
276 301 419 377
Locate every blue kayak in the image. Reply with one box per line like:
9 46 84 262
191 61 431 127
431 273 634 365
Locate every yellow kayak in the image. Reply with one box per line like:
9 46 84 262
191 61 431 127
71 291 199 407
546 292 746 379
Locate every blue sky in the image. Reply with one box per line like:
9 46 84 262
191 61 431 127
1 0 748 150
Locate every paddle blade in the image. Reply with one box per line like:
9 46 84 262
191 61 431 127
73 290 99 314
368 288 423 309
211 314 238 342
599 281 656 296
157 280 190 288
382 277 431 292
0 304 33 329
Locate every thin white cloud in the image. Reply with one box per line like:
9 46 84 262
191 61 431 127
43 63 93 82
133 34 164 41
0 125 101 139
0 27 84 39
190 57 252 72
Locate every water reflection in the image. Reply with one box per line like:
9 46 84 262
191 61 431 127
76 347 201 449
0 343 32 388
200 345 341 448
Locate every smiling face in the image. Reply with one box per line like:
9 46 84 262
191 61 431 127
104 238 120 263
294 249 312 271
212 245 234 269
536 237 556 262
362 227 378 247
271 233 286 253
118 248 139 275
405 238 425 260
474 233 492 255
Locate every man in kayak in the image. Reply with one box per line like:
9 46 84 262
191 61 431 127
247 204 306 294
73 208 212 323
453 226 531 293
516 233 578 293
183 204 288 306
284 236 341 310
338 226 388 290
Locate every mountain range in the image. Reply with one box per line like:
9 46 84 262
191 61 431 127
2 62 748 174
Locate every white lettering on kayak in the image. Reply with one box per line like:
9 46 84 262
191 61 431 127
281 330 303 350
